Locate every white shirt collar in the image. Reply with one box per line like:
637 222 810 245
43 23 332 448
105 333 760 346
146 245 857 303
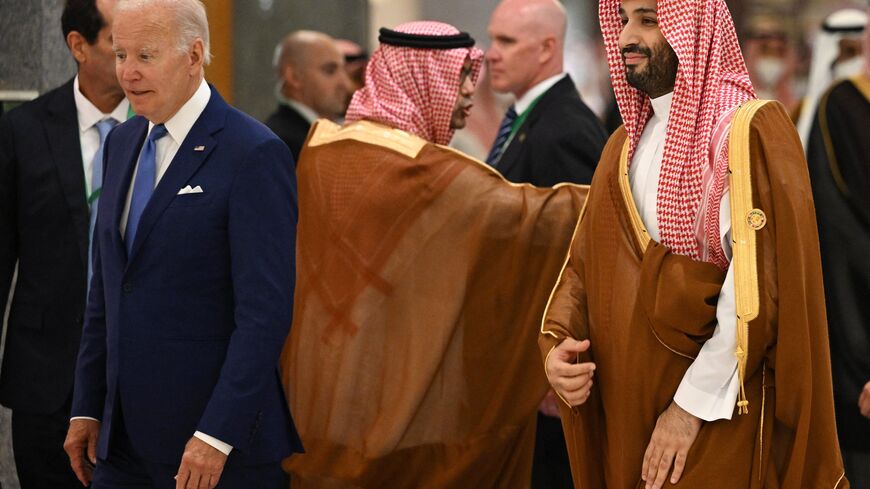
285 99 319 124
514 72 567 115
649 91 674 123
148 78 211 145
274 84 319 124
73 75 129 131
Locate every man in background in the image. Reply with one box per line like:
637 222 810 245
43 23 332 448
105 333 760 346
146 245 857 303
0 1 127 487
743 16 799 112
486 1 607 486
266 30 350 161
485 0 606 187
795 7 867 146
806 13 870 487
335 38 368 113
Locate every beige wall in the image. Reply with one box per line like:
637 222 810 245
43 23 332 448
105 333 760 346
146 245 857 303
368 0 420 52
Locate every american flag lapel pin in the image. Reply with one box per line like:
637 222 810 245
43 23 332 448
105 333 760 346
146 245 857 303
194 145 206 152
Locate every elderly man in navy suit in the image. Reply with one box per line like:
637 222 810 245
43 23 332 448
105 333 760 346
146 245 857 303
62 1 302 488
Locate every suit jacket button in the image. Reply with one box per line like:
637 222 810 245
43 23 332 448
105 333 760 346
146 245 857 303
122 283 133 293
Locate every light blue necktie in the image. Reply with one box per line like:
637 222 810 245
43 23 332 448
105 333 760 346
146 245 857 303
124 124 168 256
485 105 517 167
87 118 118 293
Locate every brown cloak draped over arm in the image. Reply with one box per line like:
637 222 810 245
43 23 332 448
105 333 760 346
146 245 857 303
281 120 587 488
540 102 846 488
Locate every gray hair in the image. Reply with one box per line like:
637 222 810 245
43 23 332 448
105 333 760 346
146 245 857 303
116 0 212 65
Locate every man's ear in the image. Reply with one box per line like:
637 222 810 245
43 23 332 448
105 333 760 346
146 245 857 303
282 64 302 91
189 38 205 75
67 31 88 64
539 36 557 65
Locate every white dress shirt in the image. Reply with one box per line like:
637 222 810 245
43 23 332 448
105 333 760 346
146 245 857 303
74 79 233 455
119 79 211 235
629 92 740 422
285 99 319 124
73 76 129 195
274 84 319 124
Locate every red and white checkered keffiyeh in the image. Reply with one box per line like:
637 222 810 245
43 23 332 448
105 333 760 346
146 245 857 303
601 0 756 269
346 21 484 146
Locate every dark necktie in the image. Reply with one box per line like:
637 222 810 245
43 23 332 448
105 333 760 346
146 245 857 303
485 105 517 167
87 118 117 292
125 124 168 255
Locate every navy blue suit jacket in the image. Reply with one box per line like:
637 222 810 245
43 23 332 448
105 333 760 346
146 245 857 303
71 86 303 465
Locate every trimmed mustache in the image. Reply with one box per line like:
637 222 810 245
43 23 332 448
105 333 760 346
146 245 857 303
622 45 652 57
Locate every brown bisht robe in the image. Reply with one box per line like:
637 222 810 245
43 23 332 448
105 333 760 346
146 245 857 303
539 101 847 488
281 120 587 488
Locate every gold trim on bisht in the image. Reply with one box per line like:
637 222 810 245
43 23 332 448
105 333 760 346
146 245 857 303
307 119 428 158
728 99 772 415
618 139 652 253
850 74 870 105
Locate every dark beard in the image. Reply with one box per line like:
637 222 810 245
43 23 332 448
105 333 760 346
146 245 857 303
623 42 678 98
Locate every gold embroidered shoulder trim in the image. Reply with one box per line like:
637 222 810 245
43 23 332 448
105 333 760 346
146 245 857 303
850 74 870 105
728 99 772 415
306 119 428 159
618 139 652 253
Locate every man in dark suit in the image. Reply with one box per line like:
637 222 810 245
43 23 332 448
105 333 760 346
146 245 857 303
486 0 607 188
486 1 608 487
0 1 127 487
62 1 302 488
265 31 350 161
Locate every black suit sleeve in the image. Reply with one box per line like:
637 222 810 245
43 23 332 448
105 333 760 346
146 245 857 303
0 113 18 324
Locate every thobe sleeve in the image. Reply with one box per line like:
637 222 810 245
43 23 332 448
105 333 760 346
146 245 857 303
538 215 589 383
673 191 740 421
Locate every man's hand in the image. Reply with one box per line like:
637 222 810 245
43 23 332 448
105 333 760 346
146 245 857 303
175 437 228 489
642 401 702 489
544 338 596 407
64 418 100 487
859 381 870 419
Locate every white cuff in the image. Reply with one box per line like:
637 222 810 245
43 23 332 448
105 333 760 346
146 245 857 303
673 365 740 421
70 416 100 422
673 258 740 422
193 431 233 455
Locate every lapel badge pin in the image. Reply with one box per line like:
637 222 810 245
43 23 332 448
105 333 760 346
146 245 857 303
747 209 767 231
518 133 526 143
194 145 206 152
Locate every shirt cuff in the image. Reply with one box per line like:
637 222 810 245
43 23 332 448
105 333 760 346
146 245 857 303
193 431 233 456
673 363 740 422
70 416 100 422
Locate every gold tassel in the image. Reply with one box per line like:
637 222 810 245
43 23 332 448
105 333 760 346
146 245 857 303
736 324 749 415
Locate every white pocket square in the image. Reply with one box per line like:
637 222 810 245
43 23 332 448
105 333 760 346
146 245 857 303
177 185 204 195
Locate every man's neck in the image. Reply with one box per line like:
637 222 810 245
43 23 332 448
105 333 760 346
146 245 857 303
77 71 123 114
154 76 204 125
513 66 563 100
